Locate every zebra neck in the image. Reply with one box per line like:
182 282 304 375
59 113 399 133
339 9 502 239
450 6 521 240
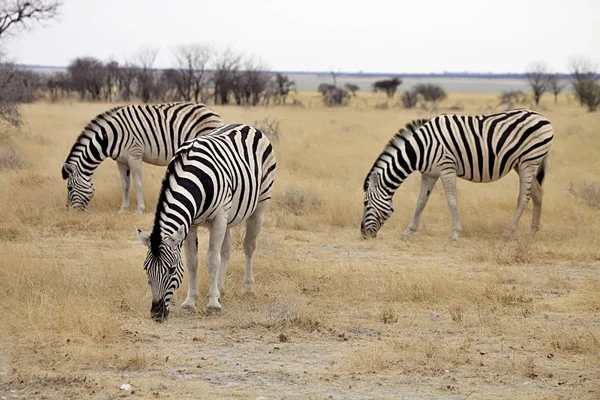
67 130 108 176
379 142 418 192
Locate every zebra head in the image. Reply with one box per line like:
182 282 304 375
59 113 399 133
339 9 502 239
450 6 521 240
136 225 186 322
62 163 95 210
361 170 394 239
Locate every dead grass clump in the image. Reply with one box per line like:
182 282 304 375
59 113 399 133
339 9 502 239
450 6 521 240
569 182 600 209
279 186 323 216
0 225 24 241
448 304 464 323
380 306 398 324
483 285 534 307
549 328 600 353
254 117 282 142
472 239 536 265
0 145 27 170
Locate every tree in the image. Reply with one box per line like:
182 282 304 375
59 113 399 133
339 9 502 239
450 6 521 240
569 56 598 109
0 1 61 40
67 57 105 100
372 78 402 99
546 73 565 104
117 63 136 101
0 1 61 129
171 43 212 102
212 48 240 105
133 46 159 103
525 62 548 107
344 83 359 96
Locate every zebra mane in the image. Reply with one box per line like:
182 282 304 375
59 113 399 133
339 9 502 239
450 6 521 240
64 105 123 164
149 146 189 256
363 118 430 191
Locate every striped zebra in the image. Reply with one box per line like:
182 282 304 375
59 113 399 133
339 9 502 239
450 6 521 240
61 102 224 213
135 123 276 322
361 109 554 240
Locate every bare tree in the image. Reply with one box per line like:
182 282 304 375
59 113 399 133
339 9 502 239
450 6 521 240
525 62 548 107
0 0 61 40
133 46 159 103
569 56 599 109
546 73 565 104
103 60 119 101
0 1 61 129
117 62 136 101
344 83 359 96
171 43 212 102
212 48 240 105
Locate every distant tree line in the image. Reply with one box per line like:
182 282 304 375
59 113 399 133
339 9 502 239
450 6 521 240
525 58 600 112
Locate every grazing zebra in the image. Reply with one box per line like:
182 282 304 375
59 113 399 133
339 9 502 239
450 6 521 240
361 109 554 240
61 102 224 213
135 123 276 322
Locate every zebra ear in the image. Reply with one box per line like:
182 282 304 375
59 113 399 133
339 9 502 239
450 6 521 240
135 227 151 247
165 225 186 249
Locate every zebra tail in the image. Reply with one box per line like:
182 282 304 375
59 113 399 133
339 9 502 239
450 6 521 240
536 153 550 185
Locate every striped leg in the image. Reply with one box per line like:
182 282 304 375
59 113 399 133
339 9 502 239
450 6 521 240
181 226 199 312
130 159 145 214
117 161 131 214
403 174 438 239
503 165 535 237
206 213 228 312
217 228 232 296
243 201 269 293
440 170 462 241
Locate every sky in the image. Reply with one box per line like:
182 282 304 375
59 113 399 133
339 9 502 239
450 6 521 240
3 0 599 73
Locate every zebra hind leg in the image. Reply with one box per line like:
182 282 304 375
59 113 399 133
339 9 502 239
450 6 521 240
530 174 544 233
217 228 232 297
242 201 269 294
503 165 535 238
181 226 200 312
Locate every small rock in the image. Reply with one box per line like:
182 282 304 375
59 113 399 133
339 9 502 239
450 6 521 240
430 313 441 321
120 383 132 391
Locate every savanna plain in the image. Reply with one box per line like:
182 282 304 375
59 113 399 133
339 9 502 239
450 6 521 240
0 92 599 399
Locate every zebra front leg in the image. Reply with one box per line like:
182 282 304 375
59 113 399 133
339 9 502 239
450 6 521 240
218 228 232 296
130 160 145 214
117 161 131 214
503 166 534 238
181 226 199 312
206 213 228 312
243 201 269 293
441 171 462 241
403 174 438 239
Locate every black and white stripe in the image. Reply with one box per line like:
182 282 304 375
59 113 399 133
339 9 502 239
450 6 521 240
61 102 224 213
136 123 276 322
361 109 554 240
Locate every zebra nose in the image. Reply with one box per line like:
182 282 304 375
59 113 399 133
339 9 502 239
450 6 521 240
151 300 169 322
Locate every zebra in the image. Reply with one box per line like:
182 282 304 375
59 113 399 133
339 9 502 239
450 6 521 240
361 109 554 241
135 123 276 322
61 102 224 214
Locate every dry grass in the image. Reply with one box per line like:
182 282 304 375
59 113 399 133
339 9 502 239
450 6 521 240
0 94 599 399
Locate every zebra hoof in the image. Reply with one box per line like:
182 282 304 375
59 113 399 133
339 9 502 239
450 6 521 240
181 301 196 313
117 208 128 215
206 305 222 315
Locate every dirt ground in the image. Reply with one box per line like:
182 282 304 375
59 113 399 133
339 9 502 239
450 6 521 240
1 96 599 399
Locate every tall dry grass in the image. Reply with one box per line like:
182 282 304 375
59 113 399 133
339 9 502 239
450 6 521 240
0 94 599 398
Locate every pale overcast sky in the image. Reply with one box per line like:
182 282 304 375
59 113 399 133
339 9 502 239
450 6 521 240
4 0 599 73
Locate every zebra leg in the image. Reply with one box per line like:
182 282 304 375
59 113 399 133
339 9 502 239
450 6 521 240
117 162 132 214
403 174 438 239
130 160 145 214
503 165 535 237
218 227 232 296
243 201 269 293
530 177 544 233
206 213 228 312
181 226 199 312
440 171 462 241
